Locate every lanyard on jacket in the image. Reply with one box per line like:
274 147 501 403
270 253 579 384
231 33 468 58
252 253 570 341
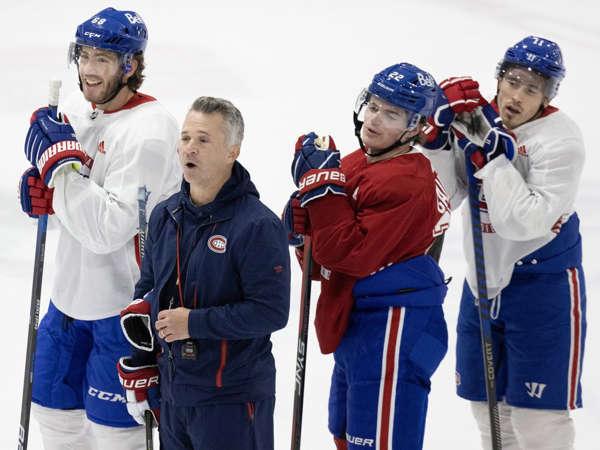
174 212 217 308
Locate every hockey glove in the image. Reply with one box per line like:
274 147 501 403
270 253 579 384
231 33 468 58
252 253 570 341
117 357 160 426
458 127 516 171
423 77 485 151
282 191 309 247
24 107 86 187
19 167 54 218
291 132 345 206
439 76 487 119
121 299 154 352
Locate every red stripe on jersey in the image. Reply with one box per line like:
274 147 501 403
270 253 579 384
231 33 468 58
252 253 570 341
134 235 141 268
568 268 582 409
377 307 402 450
94 92 157 114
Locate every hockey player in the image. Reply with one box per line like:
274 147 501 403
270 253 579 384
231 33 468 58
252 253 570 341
285 63 451 450
423 36 586 449
19 7 180 449
118 96 290 449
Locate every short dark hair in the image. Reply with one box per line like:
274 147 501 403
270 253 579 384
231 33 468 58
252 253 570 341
189 96 244 146
126 52 145 92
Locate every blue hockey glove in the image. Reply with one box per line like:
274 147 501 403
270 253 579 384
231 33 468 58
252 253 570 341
422 92 452 151
458 127 516 171
282 191 308 247
24 107 86 187
291 132 345 206
19 167 54 218
117 356 160 426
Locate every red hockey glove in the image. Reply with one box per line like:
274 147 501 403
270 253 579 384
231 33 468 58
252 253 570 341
121 299 154 352
117 357 160 426
19 167 54 218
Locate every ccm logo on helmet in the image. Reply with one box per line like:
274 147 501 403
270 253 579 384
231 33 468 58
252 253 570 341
208 235 227 254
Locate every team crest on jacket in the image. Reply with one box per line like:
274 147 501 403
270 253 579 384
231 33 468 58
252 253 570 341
208 235 227 254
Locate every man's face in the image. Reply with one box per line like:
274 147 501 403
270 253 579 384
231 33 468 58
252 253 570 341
360 95 411 151
77 46 123 105
178 111 238 187
497 67 547 129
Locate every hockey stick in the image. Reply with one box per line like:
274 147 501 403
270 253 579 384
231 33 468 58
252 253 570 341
18 80 62 450
290 237 313 450
136 186 154 450
464 148 502 450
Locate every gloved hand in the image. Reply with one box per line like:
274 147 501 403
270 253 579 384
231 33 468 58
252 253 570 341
282 191 309 247
120 299 154 352
458 127 516 171
423 77 486 151
117 356 160 426
291 132 345 206
438 76 487 122
24 107 86 187
19 167 54 218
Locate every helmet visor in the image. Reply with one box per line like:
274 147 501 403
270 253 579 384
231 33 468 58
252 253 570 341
497 65 548 98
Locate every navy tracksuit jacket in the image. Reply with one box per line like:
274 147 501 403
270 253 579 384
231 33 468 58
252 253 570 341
135 161 290 407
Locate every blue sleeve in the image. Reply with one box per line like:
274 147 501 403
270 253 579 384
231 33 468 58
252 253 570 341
187 216 291 339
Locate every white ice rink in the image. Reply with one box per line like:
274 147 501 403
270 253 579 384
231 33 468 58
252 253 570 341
1 1 599 448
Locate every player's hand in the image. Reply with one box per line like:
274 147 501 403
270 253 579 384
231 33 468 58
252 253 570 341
117 357 160 426
156 308 191 343
282 191 308 247
291 132 345 206
437 76 487 123
458 127 516 171
19 167 54 218
423 78 486 151
24 107 86 187
121 299 154 352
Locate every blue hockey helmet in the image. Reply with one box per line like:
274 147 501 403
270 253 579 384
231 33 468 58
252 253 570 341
354 63 440 155
366 63 439 122
496 36 565 99
69 8 147 72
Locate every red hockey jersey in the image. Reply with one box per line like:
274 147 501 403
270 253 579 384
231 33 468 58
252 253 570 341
303 148 449 353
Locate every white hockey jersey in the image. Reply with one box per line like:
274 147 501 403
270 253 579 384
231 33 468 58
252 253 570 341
423 108 585 298
50 92 181 319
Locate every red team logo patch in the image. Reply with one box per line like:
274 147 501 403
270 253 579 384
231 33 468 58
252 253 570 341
208 235 227 254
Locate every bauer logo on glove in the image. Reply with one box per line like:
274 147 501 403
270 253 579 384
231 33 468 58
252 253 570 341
298 169 346 193
291 132 346 206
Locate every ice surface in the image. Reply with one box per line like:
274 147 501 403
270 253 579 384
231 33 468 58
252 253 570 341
1 1 598 448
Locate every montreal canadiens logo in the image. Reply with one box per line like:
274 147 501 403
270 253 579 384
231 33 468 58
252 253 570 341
208 235 227 254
